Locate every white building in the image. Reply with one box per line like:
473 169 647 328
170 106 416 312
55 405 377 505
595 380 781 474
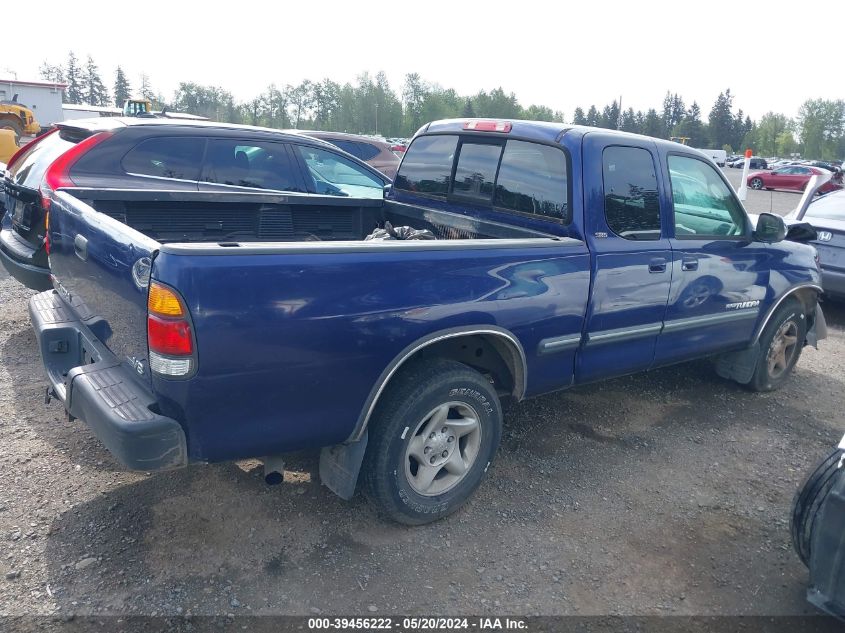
0 79 67 128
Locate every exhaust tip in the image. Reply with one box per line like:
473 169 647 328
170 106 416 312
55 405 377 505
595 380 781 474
264 471 283 486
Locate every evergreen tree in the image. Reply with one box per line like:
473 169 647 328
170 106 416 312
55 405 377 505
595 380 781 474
82 56 109 106
64 52 83 104
39 61 65 84
643 109 663 137
619 107 639 133
139 74 155 101
585 105 599 127
572 107 587 125
113 66 131 108
708 89 734 148
462 98 475 118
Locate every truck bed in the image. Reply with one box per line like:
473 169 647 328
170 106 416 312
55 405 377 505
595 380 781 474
70 189 556 244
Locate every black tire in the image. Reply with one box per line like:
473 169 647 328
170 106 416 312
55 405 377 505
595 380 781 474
792 448 844 567
362 358 502 525
0 118 23 143
750 177 764 190
746 299 807 392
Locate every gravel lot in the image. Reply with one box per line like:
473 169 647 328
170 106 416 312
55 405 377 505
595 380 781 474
0 181 843 622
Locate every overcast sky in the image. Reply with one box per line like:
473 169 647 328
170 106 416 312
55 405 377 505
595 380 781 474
1 0 841 121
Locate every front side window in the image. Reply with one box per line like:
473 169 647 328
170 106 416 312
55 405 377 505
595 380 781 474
602 146 661 240
494 140 568 221
203 139 300 192
294 145 384 199
452 142 502 202
122 137 205 181
668 154 747 238
394 135 458 197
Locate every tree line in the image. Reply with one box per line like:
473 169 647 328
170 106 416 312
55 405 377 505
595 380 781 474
39 52 845 160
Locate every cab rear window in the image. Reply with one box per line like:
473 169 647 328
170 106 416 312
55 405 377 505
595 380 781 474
396 134 569 223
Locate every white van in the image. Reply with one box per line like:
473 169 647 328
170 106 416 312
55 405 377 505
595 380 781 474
698 149 727 167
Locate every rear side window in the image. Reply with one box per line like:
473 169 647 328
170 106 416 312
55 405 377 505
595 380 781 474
8 131 76 188
331 139 380 161
602 146 662 240
452 142 502 202
294 145 384 199
495 140 568 221
122 137 205 181
203 139 300 192
395 135 458 197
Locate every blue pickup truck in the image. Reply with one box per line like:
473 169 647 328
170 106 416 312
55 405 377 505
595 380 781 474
29 118 826 524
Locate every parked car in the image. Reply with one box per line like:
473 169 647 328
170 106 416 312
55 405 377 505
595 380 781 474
697 148 727 166
0 119 390 290
792 433 845 620
785 189 845 298
730 157 768 169
30 119 825 525
747 165 843 194
301 131 400 179
806 160 841 174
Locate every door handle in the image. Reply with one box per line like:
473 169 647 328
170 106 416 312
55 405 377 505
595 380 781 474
682 258 699 271
648 257 667 273
74 235 88 261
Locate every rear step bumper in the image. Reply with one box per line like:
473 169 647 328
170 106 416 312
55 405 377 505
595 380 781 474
0 227 51 291
29 290 188 471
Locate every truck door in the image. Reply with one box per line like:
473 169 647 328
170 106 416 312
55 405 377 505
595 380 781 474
653 152 769 366
576 137 672 383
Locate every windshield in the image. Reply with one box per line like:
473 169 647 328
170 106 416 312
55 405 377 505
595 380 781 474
805 191 845 221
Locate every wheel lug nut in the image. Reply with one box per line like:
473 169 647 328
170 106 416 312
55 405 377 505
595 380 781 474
447 436 454 443
441 450 449 458
429 456 436 464
441 427 447 433
424 446 431 454
429 433 435 439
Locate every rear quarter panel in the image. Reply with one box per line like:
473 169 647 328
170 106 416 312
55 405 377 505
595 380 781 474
151 242 590 462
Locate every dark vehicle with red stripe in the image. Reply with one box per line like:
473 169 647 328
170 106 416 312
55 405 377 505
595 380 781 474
0 118 388 290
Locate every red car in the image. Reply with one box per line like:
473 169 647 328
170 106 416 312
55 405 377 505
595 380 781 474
748 165 842 194
301 131 400 179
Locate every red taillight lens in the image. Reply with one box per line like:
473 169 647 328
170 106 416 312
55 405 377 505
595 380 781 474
42 130 114 191
148 314 193 356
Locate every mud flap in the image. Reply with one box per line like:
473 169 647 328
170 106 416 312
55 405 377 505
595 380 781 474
319 431 368 500
806 304 828 349
714 342 760 384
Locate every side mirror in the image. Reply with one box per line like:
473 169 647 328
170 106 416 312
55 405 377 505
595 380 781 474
754 212 787 243
785 221 818 243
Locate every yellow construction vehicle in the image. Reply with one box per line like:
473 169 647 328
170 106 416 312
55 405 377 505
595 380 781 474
0 129 18 165
0 95 41 142
122 98 154 117
670 136 691 145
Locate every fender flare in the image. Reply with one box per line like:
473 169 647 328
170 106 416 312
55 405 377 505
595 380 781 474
348 325 527 444
751 283 823 345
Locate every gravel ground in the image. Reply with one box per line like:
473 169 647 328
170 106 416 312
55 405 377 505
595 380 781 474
1 263 843 620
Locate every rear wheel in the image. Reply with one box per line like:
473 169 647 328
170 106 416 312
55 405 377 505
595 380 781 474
0 118 22 143
750 177 764 190
362 359 502 525
792 448 844 566
747 299 807 392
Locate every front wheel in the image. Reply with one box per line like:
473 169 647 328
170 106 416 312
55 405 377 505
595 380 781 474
750 177 764 190
362 359 502 525
746 300 807 392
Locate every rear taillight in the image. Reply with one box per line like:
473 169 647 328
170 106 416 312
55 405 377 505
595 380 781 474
5 128 58 172
41 130 113 191
147 281 195 377
39 130 114 217
44 210 50 255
